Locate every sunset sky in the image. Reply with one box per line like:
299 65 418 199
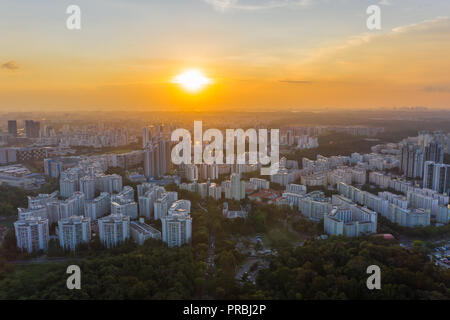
0 0 449 112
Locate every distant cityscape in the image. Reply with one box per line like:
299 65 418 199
0 116 449 254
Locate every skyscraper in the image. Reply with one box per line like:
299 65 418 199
8 120 17 136
433 164 450 195
424 141 444 164
400 143 424 179
231 173 245 200
142 127 150 148
25 120 40 138
144 138 171 179
423 161 450 195
423 161 435 190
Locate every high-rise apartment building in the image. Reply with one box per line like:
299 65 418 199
154 192 178 220
8 120 17 136
111 198 138 220
44 158 62 178
25 120 40 138
208 183 222 200
58 216 91 251
60 177 78 198
144 139 171 179
14 217 49 253
231 173 245 200
400 143 424 178
79 176 95 200
423 161 450 195
98 214 130 248
142 127 150 148
85 192 110 220
138 184 165 219
162 200 192 247
424 141 444 164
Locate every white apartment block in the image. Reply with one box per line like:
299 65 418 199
27 191 59 209
286 184 307 195
44 191 85 223
328 169 352 186
249 178 270 191
438 205 450 224
208 183 222 200
162 200 192 248
130 219 161 245
198 182 208 199
298 193 332 221
349 167 367 185
79 176 95 200
138 184 165 218
60 177 78 198
14 217 49 253
154 192 178 220
231 173 246 200
325 195 377 237
369 171 391 189
85 192 110 220
98 214 130 248
389 178 414 195
111 199 138 220
95 173 122 194
407 190 440 217
112 186 134 202
378 191 408 209
283 192 304 209
338 182 430 227
17 206 48 221
185 164 199 182
301 172 328 187
199 164 219 181
385 205 430 227
179 182 198 193
271 168 297 187
58 216 91 250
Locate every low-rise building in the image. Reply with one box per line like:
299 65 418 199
130 218 161 245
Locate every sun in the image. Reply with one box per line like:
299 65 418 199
172 69 212 93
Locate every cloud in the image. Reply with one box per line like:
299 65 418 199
280 80 312 84
379 0 392 6
1 61 19 71
392 16 449 34
204 0 312 11
423 86 450 93
285 15 450 96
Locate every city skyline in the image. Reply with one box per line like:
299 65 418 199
0 0 449 111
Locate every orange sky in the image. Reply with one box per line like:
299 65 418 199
0 1 449 111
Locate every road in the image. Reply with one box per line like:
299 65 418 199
198 203 208 213
235 257 259 281
9 256 82 265
206 232 216 276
